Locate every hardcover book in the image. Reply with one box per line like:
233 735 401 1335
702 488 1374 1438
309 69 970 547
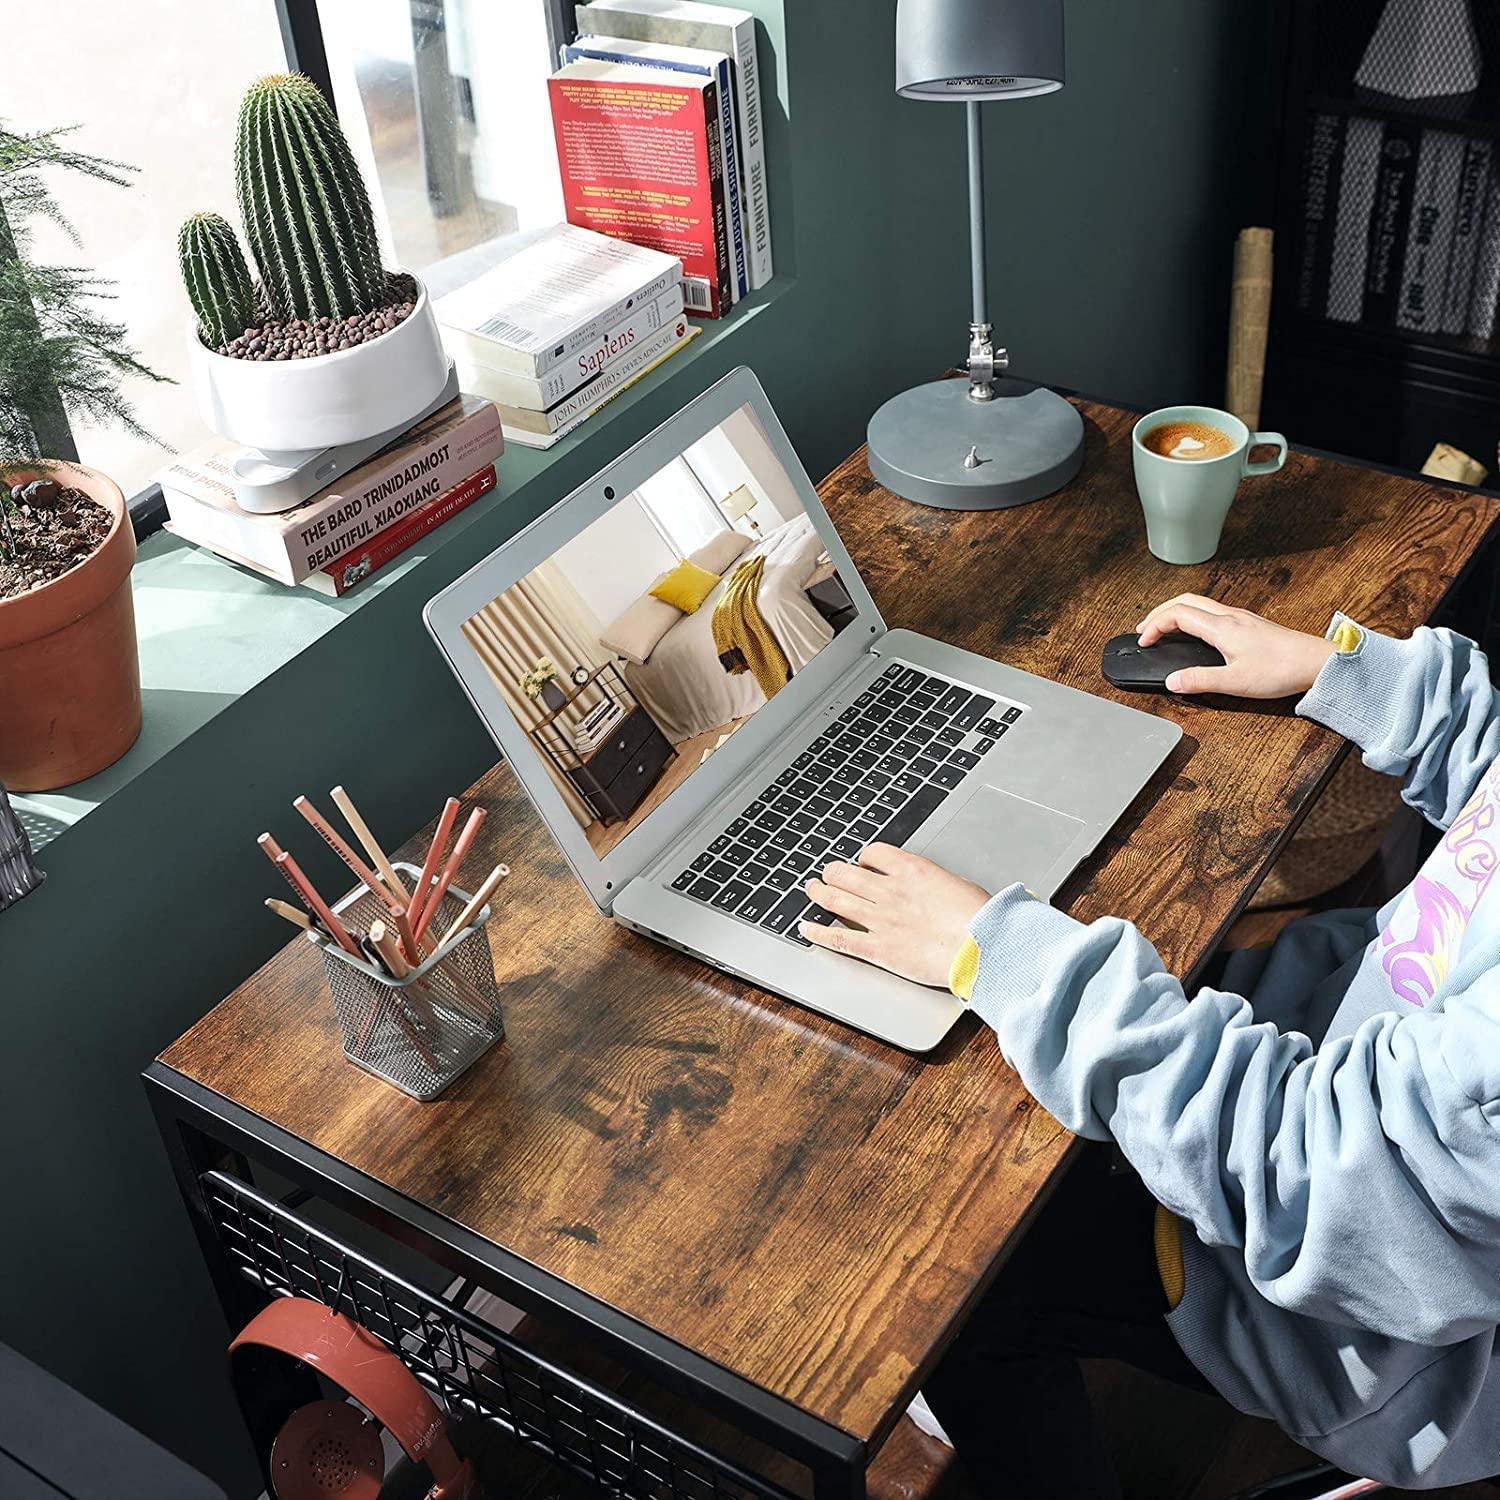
1467 170 1500 338
563 33 748 302
574 0 771 289
1363 119 1423 327
1296 112 1345 313
549 59 732 318
434 224 681 378
1327 117 1382 323
1442 139 1493 335
159 396 502 585
1397 130 1465 332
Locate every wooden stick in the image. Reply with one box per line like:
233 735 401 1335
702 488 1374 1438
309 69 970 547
258 835 362 957
294 795 406 919
330 785 411 904
436 863 510 949
409 797 461 930
413 807 487 942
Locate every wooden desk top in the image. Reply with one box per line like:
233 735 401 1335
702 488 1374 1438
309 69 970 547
161 400 1498 1450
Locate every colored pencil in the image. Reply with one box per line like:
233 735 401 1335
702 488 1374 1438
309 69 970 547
294 795 405 918
409 797 460 930
413 807 487 942
437 863 510 948
330 785 412 904
265 897 322 936
257 837 362 957
359 925 439 1068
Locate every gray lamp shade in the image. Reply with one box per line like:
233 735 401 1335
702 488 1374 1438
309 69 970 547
896 0 1065 99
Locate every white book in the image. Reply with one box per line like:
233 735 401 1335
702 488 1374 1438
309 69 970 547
497 321 702 450
447 286 685 410
564 34 748 302
576 0 772 290
1468 171 1500 337
1397 130 1466 332
1326 117 1382 323
435 224 682 378
1442 139 1494 335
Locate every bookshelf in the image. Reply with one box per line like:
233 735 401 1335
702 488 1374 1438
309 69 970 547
1264 0 1500 472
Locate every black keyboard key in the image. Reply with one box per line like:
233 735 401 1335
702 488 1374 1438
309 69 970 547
775 770 799 789
849 715 878 735
866 701 893 721
772 793 800 814
879 784 949 848
834 732 861 752
740 826 770 849
855 689 876 705
934 684 970 717
921 710 948 729
726 817 748 837
893 739 923 759
816 817 843 838
881 664 905 682
831 800 861 822
709 834 731 854
911 757 940 779
867 733 896 754
788 777 819 799
931 763 966 789
936 726 965 747
804 760 836 785
876 786 907 811
865 771 893 791
707 859 737 883
847 784 876 807
849 749 877 770
690 878 720 901
894 667 925 692
908 690 939 711
850 819 880 841
976 737 996 754
1001 705 1023 723
770 827 802 852
863 801 895 825
978 717 1004 736
892 704 920 726
947 749 981 770
726 841 757 865
763 892 808 934
713 881 753 912
895 771 924 793
992 722 1009 737
807 795 836 816
793 751 816 770
745 801 766 819
876 754 905 775
739 885 778 923
954 694 994 731
755 810 786 832
801 835 831 858
765 866 799 892
907 723 938 743
744 861 774 886
785 811 816 834
781 849 815 874
672 870 696 891
811 734 832 752
691 852 714 872
831 835 862 859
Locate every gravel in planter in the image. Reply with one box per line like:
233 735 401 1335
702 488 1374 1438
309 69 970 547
215 272 419 362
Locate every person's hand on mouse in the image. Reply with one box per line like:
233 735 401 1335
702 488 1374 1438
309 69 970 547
798 843 990 986
1135 594 1335 698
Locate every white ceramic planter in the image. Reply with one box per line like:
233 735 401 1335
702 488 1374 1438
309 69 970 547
187 273 450 451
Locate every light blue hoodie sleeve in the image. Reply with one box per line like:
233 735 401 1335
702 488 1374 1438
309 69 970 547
1297 612 1500 829
965 885 1500 1345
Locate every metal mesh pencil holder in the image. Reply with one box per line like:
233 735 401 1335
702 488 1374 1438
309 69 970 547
318 861 503 1100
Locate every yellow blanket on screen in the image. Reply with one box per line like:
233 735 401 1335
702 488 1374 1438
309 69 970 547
711 556 791 700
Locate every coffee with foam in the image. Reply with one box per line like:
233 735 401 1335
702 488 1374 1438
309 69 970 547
1142 420 1234 461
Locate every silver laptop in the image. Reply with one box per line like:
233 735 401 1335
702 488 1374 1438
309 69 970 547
425 368 1179 1051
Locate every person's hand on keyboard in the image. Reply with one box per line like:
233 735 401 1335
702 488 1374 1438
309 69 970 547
800 844 988 986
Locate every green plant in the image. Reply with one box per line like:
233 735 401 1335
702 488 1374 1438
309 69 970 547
0 122 169 467
178 211 254 349
235 73 386 322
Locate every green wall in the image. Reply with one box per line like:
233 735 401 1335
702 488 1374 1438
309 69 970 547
0 4 1266 1493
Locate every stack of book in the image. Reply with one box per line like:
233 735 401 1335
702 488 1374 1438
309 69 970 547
435 225 700 449
571 699 625 755
549 0 773 321
1298 113 1500 340
159 396 503 595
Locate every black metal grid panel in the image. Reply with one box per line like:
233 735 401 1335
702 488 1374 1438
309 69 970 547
202 1170 797 1500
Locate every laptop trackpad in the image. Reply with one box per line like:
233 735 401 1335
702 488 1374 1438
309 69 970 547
908 785 1085 893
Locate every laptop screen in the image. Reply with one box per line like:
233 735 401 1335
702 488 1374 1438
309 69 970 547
461 402 856 858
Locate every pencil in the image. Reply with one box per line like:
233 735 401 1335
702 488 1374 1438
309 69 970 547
359 925 439 1069
436 862 510 949
264 896 322 936
257 837 361 958
370 919 443 1042
330 785 412 904
409 797 461 929
412 807 487 942
294 795 405 919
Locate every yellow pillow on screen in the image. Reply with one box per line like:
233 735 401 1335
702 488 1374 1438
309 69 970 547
649 560 720 614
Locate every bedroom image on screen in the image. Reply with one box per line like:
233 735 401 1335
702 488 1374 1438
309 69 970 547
462 403 856 857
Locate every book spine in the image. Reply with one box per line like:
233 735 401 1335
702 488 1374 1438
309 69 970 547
311 466 497 596
1364 119 1421 328
1327 117 1382 323
702 76 731 317
1442 138 1493 335
1398 130 1464 332
462 284 685 409
1468 169 1500 337
1296 112 1344 314
517 315 689 433
726 15 771 290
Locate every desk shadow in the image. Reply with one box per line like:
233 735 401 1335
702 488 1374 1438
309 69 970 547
1213 487 1363 562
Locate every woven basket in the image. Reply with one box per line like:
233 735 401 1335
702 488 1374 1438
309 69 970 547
1249 755 1402 909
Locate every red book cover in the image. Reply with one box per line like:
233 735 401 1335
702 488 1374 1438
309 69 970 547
548 60 730 318
313 466 498 596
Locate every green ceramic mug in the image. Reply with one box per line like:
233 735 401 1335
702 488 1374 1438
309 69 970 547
1131 405 1287 565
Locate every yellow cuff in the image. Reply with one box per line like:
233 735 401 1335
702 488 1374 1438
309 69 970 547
1330 619 1363 655
948 935 980 1003
1154 1203 1186 1310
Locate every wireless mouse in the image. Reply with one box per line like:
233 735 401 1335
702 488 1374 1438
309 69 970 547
1102 631 1226 692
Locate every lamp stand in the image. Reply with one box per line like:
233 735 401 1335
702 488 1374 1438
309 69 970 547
868 101 1084 510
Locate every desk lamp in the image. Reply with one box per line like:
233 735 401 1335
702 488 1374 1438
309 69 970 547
868 0 1085 510
719 483 762 537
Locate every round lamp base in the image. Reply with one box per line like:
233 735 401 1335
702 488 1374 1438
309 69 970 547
867 377 1085 510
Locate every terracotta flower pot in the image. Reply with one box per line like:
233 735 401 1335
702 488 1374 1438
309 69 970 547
0 462 142 791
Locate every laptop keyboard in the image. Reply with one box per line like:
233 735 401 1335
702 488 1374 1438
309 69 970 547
669 663 1024 944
